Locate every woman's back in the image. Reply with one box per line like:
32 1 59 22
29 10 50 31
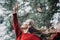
17 33 41 40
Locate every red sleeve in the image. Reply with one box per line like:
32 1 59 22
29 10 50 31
13 13 23 38
32 34 41 40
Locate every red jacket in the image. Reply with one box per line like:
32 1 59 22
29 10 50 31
51 32 60 40
13 13 41 40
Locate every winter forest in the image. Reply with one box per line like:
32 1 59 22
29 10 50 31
0 0 60 40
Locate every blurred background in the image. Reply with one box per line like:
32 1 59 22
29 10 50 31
0 0 60 40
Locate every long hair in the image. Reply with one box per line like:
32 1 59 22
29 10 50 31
25 19 41 35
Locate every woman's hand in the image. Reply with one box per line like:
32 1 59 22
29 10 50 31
13 3 18 13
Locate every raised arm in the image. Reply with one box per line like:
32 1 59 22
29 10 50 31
13 3 23 38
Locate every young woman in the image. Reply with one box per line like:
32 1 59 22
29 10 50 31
51 23 60 40
12 3 42 40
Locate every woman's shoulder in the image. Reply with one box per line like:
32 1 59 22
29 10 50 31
51 32 60 40
55 32 60 37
